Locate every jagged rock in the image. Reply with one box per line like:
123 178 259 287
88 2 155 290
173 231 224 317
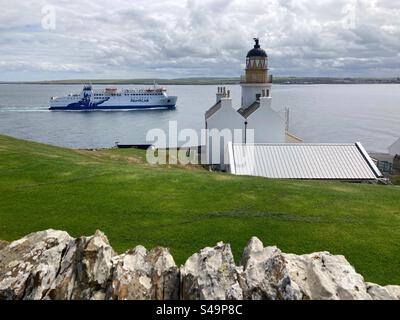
367 283 400 300
283 251 371 300
44 230 115 300
239 237 373 300
0 230 72 300
0 231 399 300
0 240 9 251
386 286 400 299
180 242 242 300
106 246 179 300
239 237 301 300
240 236 264 266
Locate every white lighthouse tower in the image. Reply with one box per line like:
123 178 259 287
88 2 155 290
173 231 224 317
240 38 272 109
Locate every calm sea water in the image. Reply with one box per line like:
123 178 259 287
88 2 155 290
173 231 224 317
0 84 399 152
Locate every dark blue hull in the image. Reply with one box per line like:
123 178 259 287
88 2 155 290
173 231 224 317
49 104 176 111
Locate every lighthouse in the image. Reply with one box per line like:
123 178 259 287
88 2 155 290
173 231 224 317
204 38 301 168
241 38 272 109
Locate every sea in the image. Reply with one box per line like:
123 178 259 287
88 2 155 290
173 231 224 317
0 83 399 153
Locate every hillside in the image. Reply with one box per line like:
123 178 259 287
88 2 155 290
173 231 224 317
0 134 399 284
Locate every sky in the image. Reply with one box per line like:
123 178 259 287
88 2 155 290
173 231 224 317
0 0 399 81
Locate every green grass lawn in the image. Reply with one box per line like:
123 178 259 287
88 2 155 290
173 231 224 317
0 134 399 285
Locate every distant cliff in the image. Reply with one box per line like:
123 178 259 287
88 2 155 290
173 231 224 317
0 230 399 300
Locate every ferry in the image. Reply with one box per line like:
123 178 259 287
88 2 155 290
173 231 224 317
49 84 177 111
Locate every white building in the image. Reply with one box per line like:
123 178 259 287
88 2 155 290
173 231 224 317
205 38 300 167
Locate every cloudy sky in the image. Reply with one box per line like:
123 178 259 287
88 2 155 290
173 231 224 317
0 0 399 81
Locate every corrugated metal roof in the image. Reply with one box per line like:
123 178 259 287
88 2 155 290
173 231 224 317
205 101 222 120
229 143 382 180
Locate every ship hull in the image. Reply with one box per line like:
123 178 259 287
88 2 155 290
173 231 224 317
49 104 176 111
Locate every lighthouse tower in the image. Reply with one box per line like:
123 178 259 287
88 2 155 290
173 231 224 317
241 38 272 109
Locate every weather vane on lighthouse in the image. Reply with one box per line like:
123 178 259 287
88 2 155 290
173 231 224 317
253 38 260 48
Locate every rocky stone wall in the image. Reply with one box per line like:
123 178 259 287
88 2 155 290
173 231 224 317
0 230 398 300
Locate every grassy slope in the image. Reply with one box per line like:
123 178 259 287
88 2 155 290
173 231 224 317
0 134 399 285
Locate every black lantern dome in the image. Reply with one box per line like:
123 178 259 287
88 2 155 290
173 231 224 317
246 38 267 58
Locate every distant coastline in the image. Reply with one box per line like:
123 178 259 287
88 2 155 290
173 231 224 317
1 77 400 85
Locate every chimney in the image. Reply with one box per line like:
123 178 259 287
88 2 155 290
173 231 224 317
259 91 272 109
216 86 224 103
220 87 232 109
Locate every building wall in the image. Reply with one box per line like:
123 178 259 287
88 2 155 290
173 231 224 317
241 83 272 109
377 161 393 174
393 155 400 175
246 97 286 144
206 98 245 165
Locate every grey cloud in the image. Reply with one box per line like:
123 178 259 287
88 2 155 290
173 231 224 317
0 0 399 80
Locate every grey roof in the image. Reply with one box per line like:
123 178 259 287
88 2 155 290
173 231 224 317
237 101 260 119
205 101 222 120
228 143 382 180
